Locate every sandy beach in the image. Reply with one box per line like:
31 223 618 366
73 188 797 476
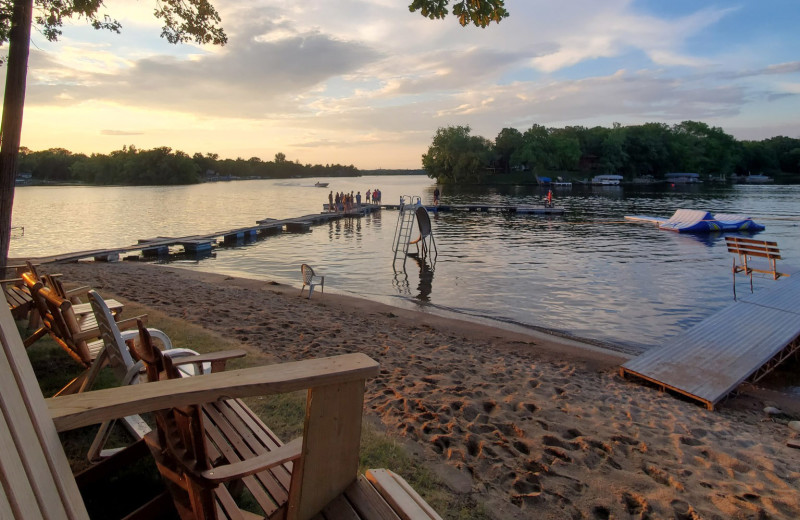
48 261 800 519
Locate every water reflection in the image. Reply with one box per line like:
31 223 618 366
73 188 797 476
392 255 435 303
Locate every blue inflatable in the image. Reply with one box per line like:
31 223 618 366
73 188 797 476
625 209 765 233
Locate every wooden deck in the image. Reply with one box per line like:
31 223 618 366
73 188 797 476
620 268 800 409
33 206 380 264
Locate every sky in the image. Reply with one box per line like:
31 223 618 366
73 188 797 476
7 0 800 169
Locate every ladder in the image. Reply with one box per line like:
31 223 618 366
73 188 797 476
392 196 421 266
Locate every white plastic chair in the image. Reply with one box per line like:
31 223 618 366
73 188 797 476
301 264 325 299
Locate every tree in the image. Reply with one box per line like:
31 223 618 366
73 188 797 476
422 125 492 183
493 127 523 173
409 0 508 27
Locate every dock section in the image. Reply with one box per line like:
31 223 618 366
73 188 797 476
36 206 380 264
620 270 800 409
380 203 565 215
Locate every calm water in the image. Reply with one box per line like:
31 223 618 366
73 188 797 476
11 176 800 353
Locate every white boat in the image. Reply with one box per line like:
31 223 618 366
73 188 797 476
743 174 773 184
665 172 701 184
314 181 329 188
591 174 623 185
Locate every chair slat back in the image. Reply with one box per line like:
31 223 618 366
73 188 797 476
23 273 92 365
0 303 89 519
88 290 135 382
301 264 314 285
134 324 217 518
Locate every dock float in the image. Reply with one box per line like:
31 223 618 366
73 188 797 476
380 204 564 215
620 269 800 409
35 206 383 264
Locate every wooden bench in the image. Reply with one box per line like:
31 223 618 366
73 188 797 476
726 236 785 280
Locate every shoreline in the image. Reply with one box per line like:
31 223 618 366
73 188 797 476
36 260 800 518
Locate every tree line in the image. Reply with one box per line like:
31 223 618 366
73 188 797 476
18 146 359 185
422 122 800 184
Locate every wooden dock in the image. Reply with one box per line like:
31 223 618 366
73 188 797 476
379 203 565 215
620 268 800 409
35 206 380 264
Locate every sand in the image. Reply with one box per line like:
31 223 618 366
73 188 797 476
50 261 800 519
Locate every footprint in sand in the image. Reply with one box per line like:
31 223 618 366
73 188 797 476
590 505 611 519
621 491 652 518
670 499 700 520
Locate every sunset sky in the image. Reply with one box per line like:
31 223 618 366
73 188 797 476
8 0 800 169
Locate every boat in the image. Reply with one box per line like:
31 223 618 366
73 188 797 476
665 173 701 184
314 181 329 188
624 209 765 233
591 174 623 185
744 174 773 184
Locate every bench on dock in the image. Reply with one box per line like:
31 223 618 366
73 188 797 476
726 236 786 281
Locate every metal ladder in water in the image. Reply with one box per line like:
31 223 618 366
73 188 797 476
392 195 420 266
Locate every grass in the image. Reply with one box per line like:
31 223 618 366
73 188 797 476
25 293 482 519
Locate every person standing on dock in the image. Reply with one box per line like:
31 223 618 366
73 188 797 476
546 189 553 208
433 187 440 206
356 191 361 206
328 191 334 212
366 189 371 205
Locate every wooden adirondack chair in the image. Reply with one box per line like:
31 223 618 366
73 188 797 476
87 289 245 462
22 272 156 396
2 301 382 519
132 322 299 519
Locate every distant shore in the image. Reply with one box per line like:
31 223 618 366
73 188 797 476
44 260 800 519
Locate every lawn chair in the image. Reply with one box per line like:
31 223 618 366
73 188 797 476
87 289 245 462
301 264 324 299
23 272 154 396
133 322 300 519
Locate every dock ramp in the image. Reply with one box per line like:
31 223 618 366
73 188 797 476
620 272 800 409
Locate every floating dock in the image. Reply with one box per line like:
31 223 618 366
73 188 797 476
620 267 800 409
36 206 380 264
380 203 564 215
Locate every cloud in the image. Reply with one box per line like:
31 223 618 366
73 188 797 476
26 10 382 118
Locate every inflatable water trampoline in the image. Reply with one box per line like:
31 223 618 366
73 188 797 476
624 209 765 233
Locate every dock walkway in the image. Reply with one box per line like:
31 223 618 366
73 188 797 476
620 268 800 409
380 203 564 215
35 206 379 264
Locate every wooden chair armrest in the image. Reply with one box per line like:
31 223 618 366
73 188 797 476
48 353 379 431
170 349 248 373
115 315 147 330
64 286 90 298
0 277 23 285
201 437 303 483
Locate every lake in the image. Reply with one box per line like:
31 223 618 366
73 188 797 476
11 176 800 353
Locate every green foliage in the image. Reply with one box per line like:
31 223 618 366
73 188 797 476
423 120 800 183
408 0 508 27
421 125 493 184
0 0 226 46
20 145 360 185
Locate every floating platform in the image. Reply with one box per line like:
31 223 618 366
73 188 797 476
625 209 765 233
380 203 564 215
620 269 800 409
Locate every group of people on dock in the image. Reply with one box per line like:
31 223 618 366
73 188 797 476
327 188 381 212
366 188 381 205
